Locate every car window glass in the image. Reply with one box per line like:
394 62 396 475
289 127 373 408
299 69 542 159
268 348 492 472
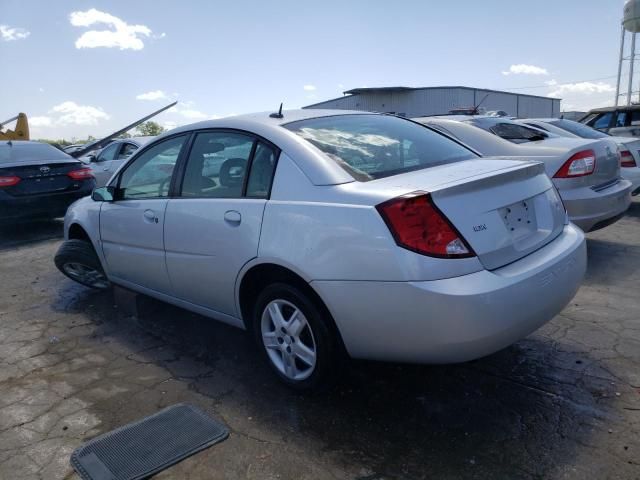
119 135 187 199
98 143 119 161
616 112 627 127
630 111 640 126
246 142 277 198
487 123 546 144
593 112 613 130
549 119 609 139
525 122 548 131
284 115 476 182
117 143 138 160
181 131 254 198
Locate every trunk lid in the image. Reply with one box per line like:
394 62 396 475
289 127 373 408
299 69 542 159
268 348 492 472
365 158 566 270
1 160 86 196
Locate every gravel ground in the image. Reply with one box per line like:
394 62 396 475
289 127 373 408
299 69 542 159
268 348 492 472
0 200 639 479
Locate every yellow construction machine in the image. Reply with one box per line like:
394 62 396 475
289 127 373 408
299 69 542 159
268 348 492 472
0 113 30 140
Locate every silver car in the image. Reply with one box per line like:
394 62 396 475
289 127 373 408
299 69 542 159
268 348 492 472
84 137 154 186
519 118 640 196
54 110 586 389
416 116 632 232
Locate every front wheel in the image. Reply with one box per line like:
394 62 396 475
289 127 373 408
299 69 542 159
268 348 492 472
54 239 110 289
253 283 341 391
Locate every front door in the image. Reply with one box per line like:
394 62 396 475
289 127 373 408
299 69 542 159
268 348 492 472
164 131 278 316
100 134 188 293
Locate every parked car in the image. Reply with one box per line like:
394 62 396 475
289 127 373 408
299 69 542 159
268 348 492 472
579 105 640 137
54 110 586 389
414 116 632 232
518 118 640 195
83 137 154 186
0 141 95 222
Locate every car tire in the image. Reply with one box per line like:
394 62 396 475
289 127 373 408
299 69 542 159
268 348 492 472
54 239 110 290
252 282 341 391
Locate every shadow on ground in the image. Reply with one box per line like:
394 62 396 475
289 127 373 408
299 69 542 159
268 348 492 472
54 282 619 479
0 218 63 250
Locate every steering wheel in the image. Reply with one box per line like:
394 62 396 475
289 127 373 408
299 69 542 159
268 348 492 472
158 176 171 197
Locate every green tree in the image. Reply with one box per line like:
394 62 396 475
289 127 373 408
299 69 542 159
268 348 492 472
135 121 166 137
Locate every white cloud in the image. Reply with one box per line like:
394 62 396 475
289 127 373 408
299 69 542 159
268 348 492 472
0 25 30 41
545 79 558 86
162 121 178 131
50 101 110 126
502 64 549 76
29 116 52 127
177 108 209 120
547 81 615 99
303 85 316 91
136 90 167 101
69 9 153 50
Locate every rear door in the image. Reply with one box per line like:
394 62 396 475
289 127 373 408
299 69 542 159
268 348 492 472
164 130 278 316
100 135 188 293
91 142 120 186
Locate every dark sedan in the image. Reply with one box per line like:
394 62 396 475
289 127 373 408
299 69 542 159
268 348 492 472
0 141 95 222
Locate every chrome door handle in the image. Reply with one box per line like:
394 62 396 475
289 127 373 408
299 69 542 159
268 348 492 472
143 209 158 223
224 210 241 224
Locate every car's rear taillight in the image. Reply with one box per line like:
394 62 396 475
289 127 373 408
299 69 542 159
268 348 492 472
553 150 596 178
67 168 94 180
620 150 637 167
376 192 475 258
0 175 21 187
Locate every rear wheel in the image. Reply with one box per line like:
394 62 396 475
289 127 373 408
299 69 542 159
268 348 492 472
253 283 341 390
54 239 110 289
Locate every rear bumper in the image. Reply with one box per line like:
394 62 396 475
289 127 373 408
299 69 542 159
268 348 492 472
621 167 640 195
0 185 93 221
312 224 586 364
561 179 632 231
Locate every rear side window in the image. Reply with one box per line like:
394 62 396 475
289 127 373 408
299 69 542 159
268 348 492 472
284 115 475 181
630 111 640 126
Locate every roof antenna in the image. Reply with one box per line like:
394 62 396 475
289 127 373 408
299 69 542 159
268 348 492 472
269 103 284 119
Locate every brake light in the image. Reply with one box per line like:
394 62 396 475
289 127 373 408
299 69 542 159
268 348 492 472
376 192 475 258
0 175 21 187
620 150 637 167
554 150 596 178
67 168 94 180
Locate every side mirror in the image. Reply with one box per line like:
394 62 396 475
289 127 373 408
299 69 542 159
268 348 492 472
91 186 116 202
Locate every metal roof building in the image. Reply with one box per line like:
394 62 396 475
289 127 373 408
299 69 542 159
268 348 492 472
304 86 561 118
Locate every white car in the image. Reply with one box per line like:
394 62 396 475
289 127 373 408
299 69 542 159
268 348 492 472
416 116 632 232
84 137 154 186
54 110 586 389
518 118 640 195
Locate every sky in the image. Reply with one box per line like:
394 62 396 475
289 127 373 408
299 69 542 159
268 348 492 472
0 0 632 140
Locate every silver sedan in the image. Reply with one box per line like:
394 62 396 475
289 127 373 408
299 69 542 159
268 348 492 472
54 110 586 389
415 116 632 232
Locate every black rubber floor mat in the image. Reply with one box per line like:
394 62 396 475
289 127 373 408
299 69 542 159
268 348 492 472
71 403 229 480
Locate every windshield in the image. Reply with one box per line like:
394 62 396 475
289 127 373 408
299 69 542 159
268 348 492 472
284 115 476 181
549 119 610 139
0 142 71 163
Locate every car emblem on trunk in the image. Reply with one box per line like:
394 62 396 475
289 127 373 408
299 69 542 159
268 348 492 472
39 166 51 173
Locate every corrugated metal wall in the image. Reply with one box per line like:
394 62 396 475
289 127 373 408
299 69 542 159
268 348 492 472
305 88 561 118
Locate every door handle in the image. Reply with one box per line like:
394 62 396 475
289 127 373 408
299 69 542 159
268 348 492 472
143 209 159 224
224 210 241 225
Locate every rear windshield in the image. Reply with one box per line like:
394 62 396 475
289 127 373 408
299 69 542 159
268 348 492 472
549 119 609 139
284 115 476 181
0 142 71 163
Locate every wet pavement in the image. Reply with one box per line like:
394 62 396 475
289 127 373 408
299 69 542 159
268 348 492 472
1 202 639 479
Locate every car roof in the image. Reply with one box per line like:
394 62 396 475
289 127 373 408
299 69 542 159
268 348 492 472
587 105 640 113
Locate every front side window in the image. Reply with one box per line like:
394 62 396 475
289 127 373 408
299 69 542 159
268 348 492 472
119 135 187 199
181 131 254 198
98 142 119 161
592 112 613 130
117 143 138 160
483 122 547 144
616 112 628 127
284 114 475 182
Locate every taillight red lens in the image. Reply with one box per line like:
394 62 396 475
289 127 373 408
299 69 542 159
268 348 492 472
620 150 637 167
554 150 596 178
67 168 94 180
376 192 475 258
0 175 21 187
